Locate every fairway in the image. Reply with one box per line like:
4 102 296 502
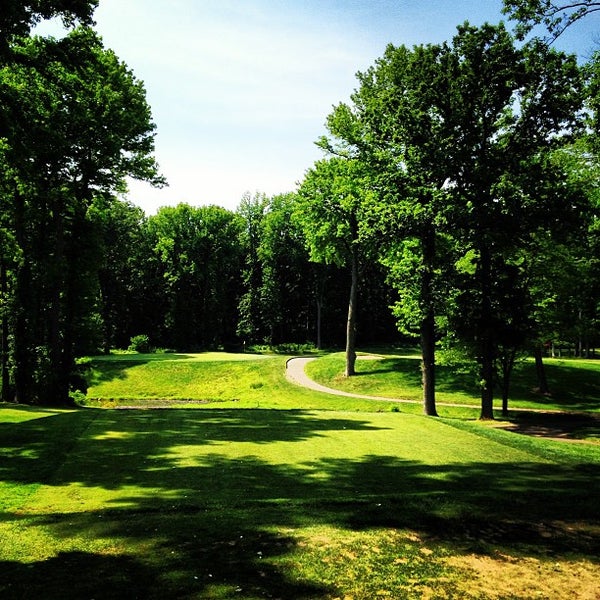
10 409 555 513
1 404 599 599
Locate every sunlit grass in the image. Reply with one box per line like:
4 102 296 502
305 351 600 414
84 352 406 412
0 406 598 598
2 351 600 597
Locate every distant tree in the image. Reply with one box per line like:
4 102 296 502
258 193 314 345
91 197 146 352
237 192 269 344
146 204 244 350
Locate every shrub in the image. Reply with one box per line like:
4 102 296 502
128 334 152 354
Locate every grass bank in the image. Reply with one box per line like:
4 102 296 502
305 351 600 414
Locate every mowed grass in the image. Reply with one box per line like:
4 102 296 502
306 351 600 413
1 404 599 599
83 352 409 413
1 351 600 598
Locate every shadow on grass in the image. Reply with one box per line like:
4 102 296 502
355 356 600 412
86 353 202 387
0 528 329 599
514 361 600 412
1 408 599 598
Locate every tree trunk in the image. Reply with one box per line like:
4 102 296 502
13 191 33 404
479 246 495 420
316 297 322 351
0 256 11 402
421 312 437 416
345 245 358 377
480 337 495 419
534 344 550 395
46 201 70 405
499 347 517 418
421 227 437 416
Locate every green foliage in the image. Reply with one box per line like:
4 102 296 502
296 158 374 267
329 22 588 416
502 0 600 40
0 0 98 56
145 203 244 350
128 334 151 354
0 26 163 404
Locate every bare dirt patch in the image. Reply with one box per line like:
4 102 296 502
446 552 600 599
498 412 600 444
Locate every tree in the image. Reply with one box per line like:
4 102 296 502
146 204 244 351
442 25 586 418
237 192 269 344
257 193 314 345
0 0 97 57
92 197 147 352
0 28 163 404
503 0 600 40
321 41 471 415
297 158 374 376
318 23 586 418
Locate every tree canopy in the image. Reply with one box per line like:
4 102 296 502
502 0 600 39
314 22 588 418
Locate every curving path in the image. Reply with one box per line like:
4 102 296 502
285 356 600 443
285 356 416 404
285 356 569 411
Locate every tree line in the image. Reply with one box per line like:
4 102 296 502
1 1 599 419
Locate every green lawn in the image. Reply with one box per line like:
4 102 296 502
306 351 600 413
1 405 599 599
83 352 410 413
1 351 599 598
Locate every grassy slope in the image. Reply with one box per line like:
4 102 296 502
306 351 600 413
84 353 410 413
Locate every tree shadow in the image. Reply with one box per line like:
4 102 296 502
1 408 599 598
519 361 600 412
86 353 203 386
0 537 330 599
501 411 600 441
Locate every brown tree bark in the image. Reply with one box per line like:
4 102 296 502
345 244 358 377
421 227 437 416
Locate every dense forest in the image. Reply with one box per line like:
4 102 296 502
1 1 600 419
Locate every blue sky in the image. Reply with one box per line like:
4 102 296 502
42 1 600 213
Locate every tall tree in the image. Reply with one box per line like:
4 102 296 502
319 23 586 418
443 25 585 418
297 158 374 376
322 41 465 415
0 28 163 404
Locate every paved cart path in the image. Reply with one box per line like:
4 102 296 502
285 356 477 408
285 356 600 444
